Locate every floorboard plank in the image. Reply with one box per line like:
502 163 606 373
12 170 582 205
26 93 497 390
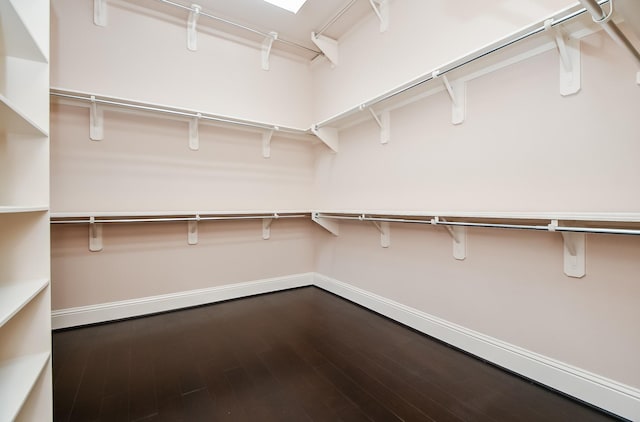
52 287 622 422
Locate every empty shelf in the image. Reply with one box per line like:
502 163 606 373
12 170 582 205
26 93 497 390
0 279 49 328
0 352 50 421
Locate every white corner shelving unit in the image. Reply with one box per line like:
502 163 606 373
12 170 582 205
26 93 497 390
0 0 52 420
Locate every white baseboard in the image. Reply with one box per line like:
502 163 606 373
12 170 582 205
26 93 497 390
51 273 314 330
314 273 640 421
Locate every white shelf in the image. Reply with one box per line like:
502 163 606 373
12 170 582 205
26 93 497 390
0 279 49 329
314 210 640 224
0 206 48 215
0 0 48 63
51 209 311 219
0 95 48 137
0 352 50 422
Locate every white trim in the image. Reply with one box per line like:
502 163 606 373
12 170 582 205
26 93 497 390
313 273 640 421
51 273 314 330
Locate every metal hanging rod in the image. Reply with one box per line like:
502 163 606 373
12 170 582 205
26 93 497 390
314 213 640 236
315 0 612 128
157 0 321 55
315 0 358 38
50 89 309 135
51 213 309 225
577 0 640 65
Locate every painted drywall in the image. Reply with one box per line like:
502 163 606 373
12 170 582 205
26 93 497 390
51 219 316 309
311 0 576 122
313 33 640 211
50 103 315 211
311 24 640 391
50 0 313 128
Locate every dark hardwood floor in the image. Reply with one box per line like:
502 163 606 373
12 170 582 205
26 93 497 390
52 287 622 421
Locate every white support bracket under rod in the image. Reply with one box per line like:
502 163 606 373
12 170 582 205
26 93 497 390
311 32 339 66
368 0 389 32
311 125 339 153
187 4 202 51
549 220 586 278
189 113 201 151
262 213 278 240
89 216 103 252
312 212 339 236
432 71 465 125
431 217 466 260
368 217 391 248
89 95 104 141
262 32 278 71
94 0 107 27
262 129 276 158
362 105 390 144
544 19 581 96
188 214 200 245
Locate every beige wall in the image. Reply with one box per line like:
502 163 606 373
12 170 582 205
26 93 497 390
310 1 640 390
51 219 315 309
51 0 313 128
311 0 573 122
50 0 640 397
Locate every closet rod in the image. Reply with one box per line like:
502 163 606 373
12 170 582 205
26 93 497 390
315 214 640 236
51 214 309 224
50 90 309 135
314 0 358 38
315 0 609 129
157 0 322 55
577 0 640 65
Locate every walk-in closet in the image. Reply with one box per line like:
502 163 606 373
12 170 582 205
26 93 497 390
1 0 639 420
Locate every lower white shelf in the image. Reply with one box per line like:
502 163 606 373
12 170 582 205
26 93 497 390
0 279 49 328
0 351 50 422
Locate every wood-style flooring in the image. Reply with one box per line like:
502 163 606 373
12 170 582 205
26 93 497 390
52 287 622 421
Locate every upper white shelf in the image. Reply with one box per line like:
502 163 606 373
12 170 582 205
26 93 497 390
50 88 311 135
0 279 49 329
0 95 48 137
0 352 50 422
0 206 49 215
0 0 48 63
50 209 311 219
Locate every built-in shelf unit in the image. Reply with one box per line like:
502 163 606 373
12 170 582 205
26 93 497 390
0 0 52 420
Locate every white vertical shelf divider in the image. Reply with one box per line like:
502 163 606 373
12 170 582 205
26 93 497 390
0 0 52 420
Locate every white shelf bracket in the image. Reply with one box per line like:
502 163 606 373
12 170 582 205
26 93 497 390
362 105 390 144
89 96 104 141
549 220 585 278
544 19 581 96
311 32 339 66
188 214 199 245
262 129 275 158
187 4 202 52
262 214 278 240
189 113 201 151
432 71 466 125
311 125 339 153
368 0 389 32
369 219 391 248
94 0 107 27
432 217 466 260
262 32 278 71
312 212 339 236
89 216 103 252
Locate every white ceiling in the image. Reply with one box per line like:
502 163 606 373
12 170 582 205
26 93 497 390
143 0 375 59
